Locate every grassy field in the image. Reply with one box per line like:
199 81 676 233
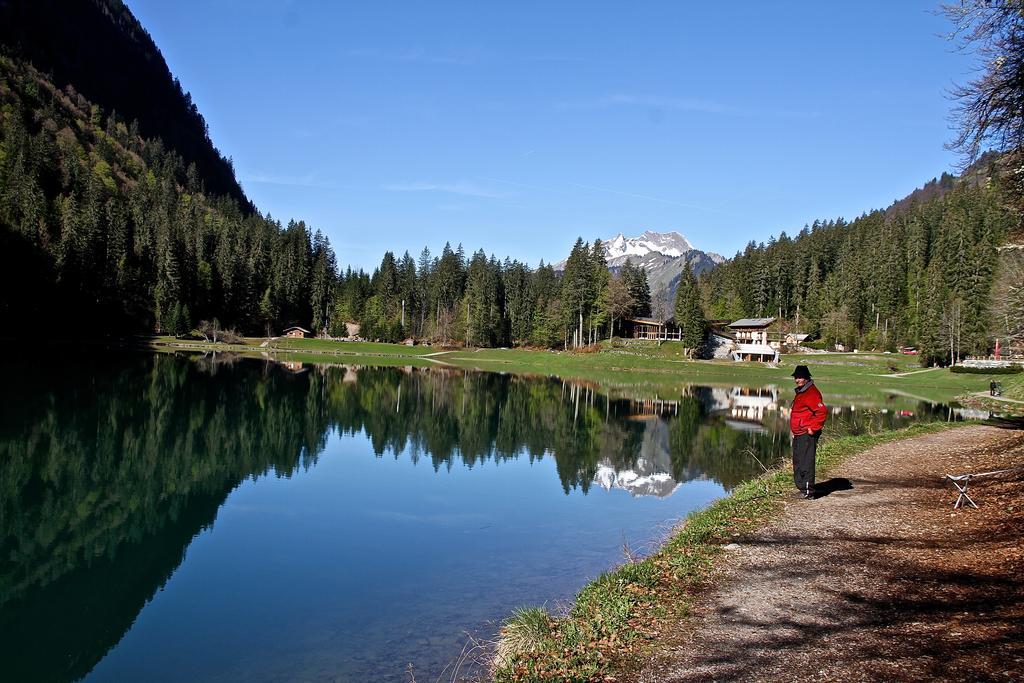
269 338 441 356
145 336 1007 405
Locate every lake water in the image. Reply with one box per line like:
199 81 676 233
0 353 960 682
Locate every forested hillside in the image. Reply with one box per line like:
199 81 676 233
0 0 649 343
0 57 337 335
0 0 247 207
697 167 1017 365
343 238 652 348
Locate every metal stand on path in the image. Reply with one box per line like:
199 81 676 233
945 474 978 509
944 466 1024 509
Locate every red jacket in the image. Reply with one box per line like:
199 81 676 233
790 382 827 435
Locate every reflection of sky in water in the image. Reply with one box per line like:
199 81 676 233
85 430 724 683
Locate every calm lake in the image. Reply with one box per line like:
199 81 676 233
0 353 963 682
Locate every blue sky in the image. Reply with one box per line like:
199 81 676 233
126 1 974 271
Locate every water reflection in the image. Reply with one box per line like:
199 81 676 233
0 354 962 682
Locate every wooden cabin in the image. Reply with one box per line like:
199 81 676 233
282 326 311 339
784 332 811 347
623 316 681 341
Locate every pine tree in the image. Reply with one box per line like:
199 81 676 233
673 268 705 354
561 238 597 347
620 259 651 318
416 247 432 336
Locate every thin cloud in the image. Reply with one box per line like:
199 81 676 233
563 94 735 114
557 93 819 119
486 175 734 216
382 181 509 198
568 181 735 216
481 176 550 192
346 47 476 65
241 172 338 189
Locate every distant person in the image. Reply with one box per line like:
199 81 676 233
790 365 827 499
990 379 998 396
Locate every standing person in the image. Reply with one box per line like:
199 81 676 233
790 365 827 499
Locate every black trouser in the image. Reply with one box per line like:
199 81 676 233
792 433 819 493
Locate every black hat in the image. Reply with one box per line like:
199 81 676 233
791 365 812 380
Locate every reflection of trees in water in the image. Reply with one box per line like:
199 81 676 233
0 355 323 603
319 368 777 494
1 490 227 683
0 354 328 681
0 355 955 681
323 368 649 493
667 389 789 491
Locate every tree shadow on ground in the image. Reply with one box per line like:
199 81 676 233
662 549 1024 682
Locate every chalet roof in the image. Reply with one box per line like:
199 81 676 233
283 326 312 333
728 317 776 329
627 316 676 325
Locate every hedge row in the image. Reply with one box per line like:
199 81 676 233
949 365 1023 374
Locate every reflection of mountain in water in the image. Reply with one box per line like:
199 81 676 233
594 418 681 497
594 464 678 498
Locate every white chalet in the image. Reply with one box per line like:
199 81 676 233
727 317 779 362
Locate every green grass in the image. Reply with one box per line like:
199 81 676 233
492 420 973 682
145 336 1005 405
445 346 996 404
268 338 440 356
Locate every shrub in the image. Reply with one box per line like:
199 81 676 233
575 343 602 354
950 364 1022 374
219 329 245 345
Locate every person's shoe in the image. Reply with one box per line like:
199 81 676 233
804 483 816 499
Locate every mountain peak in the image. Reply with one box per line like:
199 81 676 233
554 231 719 306
605 230 695 260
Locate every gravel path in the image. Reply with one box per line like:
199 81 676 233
637 425 1024 682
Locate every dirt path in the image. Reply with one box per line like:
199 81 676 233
969 391 1024 405
637 425 1024 682
874 367 945 378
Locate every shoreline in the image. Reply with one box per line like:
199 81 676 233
7 334 1014 398
491 421 979 682
25 334 1009 407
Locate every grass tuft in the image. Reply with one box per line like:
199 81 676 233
494 607 557 670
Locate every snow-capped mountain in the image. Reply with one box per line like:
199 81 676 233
605 231 695 260
554 230 724 315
